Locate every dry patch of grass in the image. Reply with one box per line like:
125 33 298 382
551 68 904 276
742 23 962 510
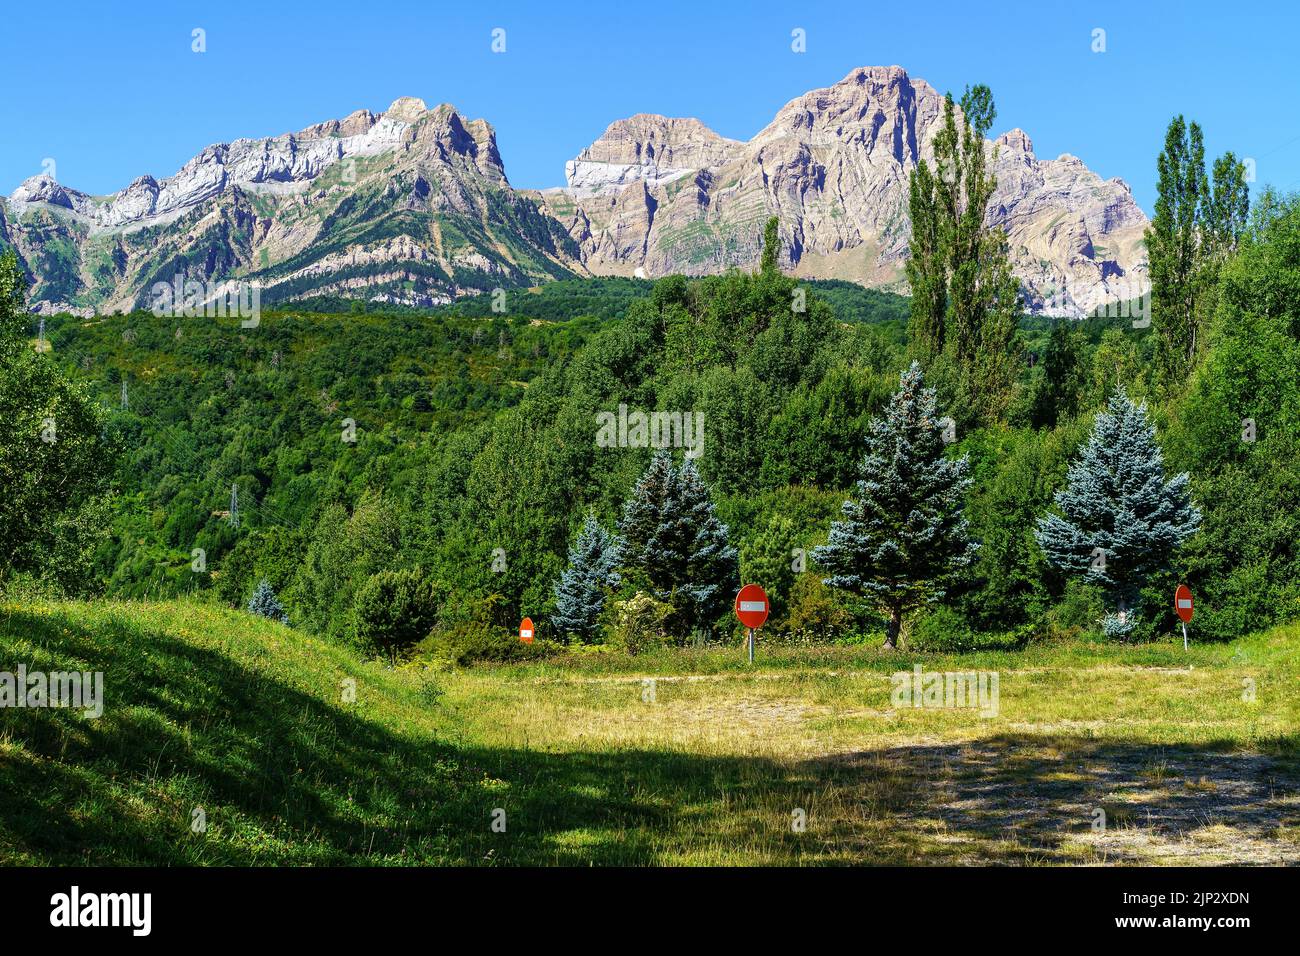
438 637 1300 864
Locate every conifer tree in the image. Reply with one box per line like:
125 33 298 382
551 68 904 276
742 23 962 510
617 450 675 576
248 578 289 624
618 450 738 634
675 458 739 626
812 362 977 649
552 514 621 641
1034 390 1200 637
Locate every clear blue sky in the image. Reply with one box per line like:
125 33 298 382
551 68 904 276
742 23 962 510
3 0 1298 214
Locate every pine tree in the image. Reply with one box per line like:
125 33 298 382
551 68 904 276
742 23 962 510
247 578 289 624
552 514 621 641
1034 390 1200 637
617 450 738 634
617 449 675 577
812 362 977 649
675 458 738 627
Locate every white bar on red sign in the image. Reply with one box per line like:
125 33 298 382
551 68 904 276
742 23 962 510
1177 600 1191 608
521 629 533 637
739 601 766 612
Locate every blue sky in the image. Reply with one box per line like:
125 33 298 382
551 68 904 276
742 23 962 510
3 0 1297 213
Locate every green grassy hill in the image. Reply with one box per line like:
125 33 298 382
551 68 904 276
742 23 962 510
4 596 1298 865
0 597 489 864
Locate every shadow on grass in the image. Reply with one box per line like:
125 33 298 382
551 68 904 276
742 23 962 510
2 606 1297 865
823 734 1300 864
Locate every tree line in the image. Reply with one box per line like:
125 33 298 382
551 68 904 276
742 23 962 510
3 88 1298 656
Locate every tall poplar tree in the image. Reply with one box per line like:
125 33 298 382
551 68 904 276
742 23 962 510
905 85 1020 423
1147 119 1248 387
1148 116 1208 384
760 216 780 275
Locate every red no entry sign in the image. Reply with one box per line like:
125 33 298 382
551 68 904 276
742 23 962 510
519 617 535 644
734 584 770 629
1174 585 1194 624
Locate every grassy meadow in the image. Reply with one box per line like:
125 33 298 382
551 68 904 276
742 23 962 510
2 596 1297 865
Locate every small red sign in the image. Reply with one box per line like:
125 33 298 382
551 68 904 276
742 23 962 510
734 584 770 629
1174 585 1194 624
519 617 535 644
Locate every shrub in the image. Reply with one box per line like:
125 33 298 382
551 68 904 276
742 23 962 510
908 606 977 652
352 568 439 654
1101 612 1137 642
419 621 559 666
1035 579 1106 643
784 574 853 642
607 591 672 655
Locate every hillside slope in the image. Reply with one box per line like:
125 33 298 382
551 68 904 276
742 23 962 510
0 598 490 864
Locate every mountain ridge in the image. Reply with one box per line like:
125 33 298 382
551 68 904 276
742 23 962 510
540 65 1148 315
2 67 1147 316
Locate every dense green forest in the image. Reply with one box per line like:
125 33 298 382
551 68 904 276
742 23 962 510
4 119 1298 662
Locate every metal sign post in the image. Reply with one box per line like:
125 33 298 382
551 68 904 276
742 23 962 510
1174 585 1194 651
734 585 769 665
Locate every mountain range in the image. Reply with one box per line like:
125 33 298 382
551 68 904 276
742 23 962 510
0 66 1149 317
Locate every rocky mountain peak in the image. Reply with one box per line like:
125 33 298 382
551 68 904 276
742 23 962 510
564 114 744 196
8 174 94 218
11 173 69 205
996 128 1035 155
545 64 1150 315
384 96 429 123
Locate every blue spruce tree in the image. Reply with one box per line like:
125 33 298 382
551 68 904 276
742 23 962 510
618 450 738 635
552 514 621 641
676 458 739 628
1035 389 1200 639
812 362 977 649
247 578 289 624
